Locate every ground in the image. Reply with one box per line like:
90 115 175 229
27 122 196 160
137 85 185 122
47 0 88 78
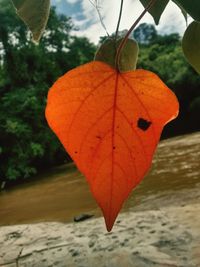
0 191 200 267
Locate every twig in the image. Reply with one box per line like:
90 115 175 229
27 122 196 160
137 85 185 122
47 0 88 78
88 0 109 36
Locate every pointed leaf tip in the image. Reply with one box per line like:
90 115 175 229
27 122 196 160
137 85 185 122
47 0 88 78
139 0 169 25
12 0 50 42
46 61 179 231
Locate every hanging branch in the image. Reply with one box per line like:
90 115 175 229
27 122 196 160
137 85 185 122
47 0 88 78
89 0 109 36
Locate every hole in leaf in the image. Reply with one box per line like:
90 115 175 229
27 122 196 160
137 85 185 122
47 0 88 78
137 118 152 131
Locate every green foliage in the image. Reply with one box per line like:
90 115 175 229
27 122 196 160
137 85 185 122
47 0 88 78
182 21 200 74
0 1 96 182
12 0 50 42
137 34 185 86
66 36 96 69
138 0 200 73
172 0 200 22
139 0 200 24
139 0 169 24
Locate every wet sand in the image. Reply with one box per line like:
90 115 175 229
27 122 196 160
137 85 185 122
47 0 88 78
0 197 200 267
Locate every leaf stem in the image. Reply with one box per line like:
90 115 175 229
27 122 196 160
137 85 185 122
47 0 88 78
115 0 157 70
115 0 124 39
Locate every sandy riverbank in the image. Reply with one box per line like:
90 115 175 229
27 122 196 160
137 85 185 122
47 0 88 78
1 132 200 266
1 197 200 267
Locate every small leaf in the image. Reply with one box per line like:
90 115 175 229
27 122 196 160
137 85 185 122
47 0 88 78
95 38 139 72
173 0 200 22
12 0 50 42
139 0 169 25
182 21 200 74
46 61 179 231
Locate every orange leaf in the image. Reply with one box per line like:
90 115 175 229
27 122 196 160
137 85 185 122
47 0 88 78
46 61 179 231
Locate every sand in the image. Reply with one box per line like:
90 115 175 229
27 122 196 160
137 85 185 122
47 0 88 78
0 198 200 267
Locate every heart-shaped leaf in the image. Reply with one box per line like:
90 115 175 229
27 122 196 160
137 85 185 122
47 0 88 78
139 0 169 25
182 21 200 74
46 61 179 231
173 0 200 22
12 0 50 42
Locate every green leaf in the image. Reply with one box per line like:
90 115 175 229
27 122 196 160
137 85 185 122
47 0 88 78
174 1 188 24
182 21 200 74
95 37 139 72
139 0 169 25
12 0 50 42
173 0 200 21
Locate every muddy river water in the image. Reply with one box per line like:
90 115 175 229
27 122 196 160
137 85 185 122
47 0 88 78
0 132 200 226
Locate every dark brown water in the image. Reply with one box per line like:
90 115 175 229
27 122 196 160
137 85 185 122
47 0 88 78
0 132 200 226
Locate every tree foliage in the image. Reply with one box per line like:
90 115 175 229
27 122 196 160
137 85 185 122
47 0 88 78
0 0 96 182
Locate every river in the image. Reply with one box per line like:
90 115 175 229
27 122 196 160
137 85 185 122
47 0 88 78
0 132 200 226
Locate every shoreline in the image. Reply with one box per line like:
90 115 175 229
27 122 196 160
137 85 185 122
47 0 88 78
1 181 199 227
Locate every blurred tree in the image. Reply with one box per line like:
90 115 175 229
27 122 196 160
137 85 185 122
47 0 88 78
133 23 157 44
0 0 96 183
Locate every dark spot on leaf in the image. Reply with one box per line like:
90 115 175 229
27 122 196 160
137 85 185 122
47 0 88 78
96 135 101 139
137 118 152 131
113 146 116 150
75 151 78 154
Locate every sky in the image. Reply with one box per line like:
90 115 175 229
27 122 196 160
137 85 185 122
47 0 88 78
51 0 189 44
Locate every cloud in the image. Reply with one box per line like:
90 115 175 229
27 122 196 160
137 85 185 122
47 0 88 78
54 0 188 44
